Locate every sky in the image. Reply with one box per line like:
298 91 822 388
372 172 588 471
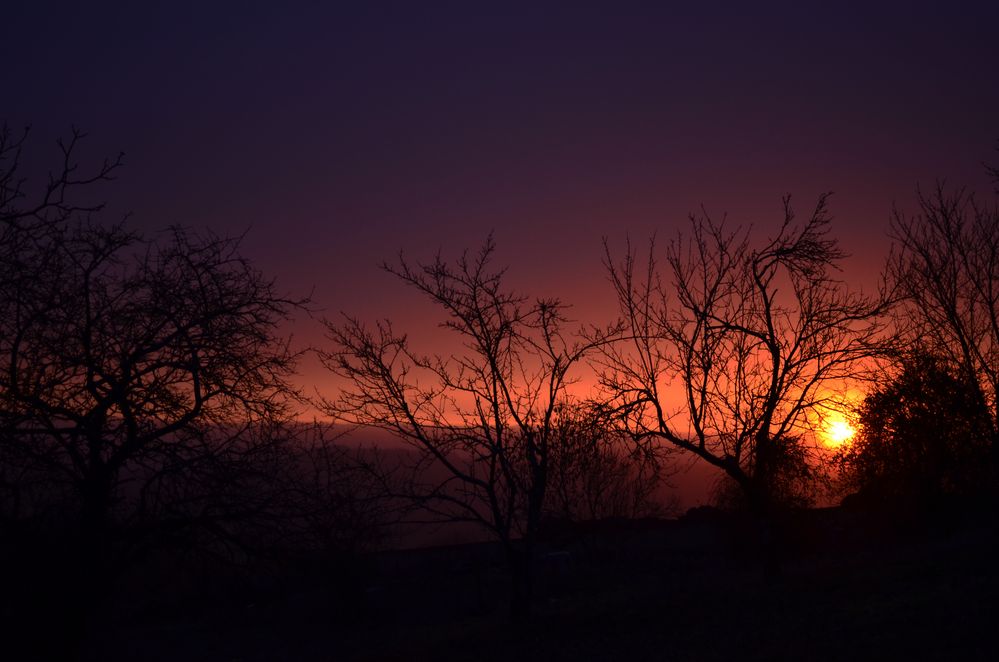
5 0 999 405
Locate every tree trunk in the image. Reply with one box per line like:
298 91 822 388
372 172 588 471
64 468 114 657
507 546 534 624
741 470 782 583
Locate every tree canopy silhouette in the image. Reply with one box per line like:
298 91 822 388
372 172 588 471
319 238 622 620
0 125 308 650
596 195 887 514
545 404 671 522
836 353 992 510
888 171 999 464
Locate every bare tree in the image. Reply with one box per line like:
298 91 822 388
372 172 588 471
545 405 673 522
0 127 307 649
888 178 999 459
1 123 124 530
319 239 617 621
987 145 999 194
284 427 396 557
1 220 305 548
596 195 886 515
0 123 123 228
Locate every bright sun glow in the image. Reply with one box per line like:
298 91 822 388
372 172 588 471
824 418 857 448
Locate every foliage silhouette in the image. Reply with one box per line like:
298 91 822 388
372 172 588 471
836 353 993 510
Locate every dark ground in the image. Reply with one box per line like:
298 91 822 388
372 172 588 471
72 508 999 661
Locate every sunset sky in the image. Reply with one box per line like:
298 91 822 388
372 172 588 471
6 1 999 398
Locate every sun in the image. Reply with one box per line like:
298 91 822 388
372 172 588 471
823 418 857 448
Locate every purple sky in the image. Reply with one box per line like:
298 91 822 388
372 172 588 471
6 1 999 395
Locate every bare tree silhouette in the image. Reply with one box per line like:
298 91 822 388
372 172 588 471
596 195 887 516
0 126 308 651
545 404 672 522
1 221 306 540
987 144 999 194
0 123 123 228
319 238 619 621
888 174 999 464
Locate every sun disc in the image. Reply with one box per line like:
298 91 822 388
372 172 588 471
824 419 856 447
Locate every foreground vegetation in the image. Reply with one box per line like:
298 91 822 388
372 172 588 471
78 505 998 661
